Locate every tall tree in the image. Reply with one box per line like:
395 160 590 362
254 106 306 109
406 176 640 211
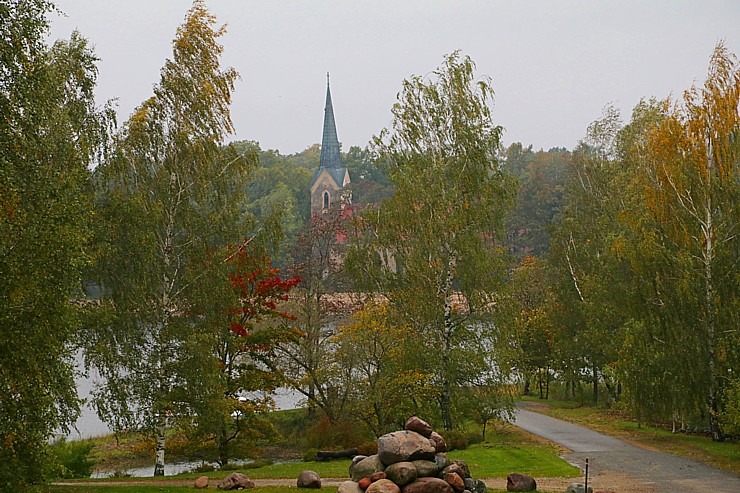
173 242 300 466
621 43 739 439
548 105 634 404
347 52 515 430
0 0 113 487
333 303 434 436
88 0 249 475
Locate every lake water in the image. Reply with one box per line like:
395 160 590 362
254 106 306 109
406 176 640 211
70 366 302 439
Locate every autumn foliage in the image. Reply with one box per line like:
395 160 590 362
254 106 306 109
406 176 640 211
226 243 300 337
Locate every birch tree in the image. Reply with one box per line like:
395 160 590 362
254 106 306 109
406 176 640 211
347 52 515 430
89 0 248 475
626 42 739 440
0 1 112 486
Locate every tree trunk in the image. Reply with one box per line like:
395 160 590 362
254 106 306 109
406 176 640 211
154 413 166 476
704 139 723 442
592 365 598 404
538 369 544 399
440 252 456 431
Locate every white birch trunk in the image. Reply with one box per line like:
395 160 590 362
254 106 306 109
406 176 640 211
153 413 166 476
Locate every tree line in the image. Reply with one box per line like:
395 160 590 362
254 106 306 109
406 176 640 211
2 0 738 489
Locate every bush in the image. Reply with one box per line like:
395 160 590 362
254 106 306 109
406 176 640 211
466 432 484 445
50 439 94 479
303 448 318 462
445 431 469 451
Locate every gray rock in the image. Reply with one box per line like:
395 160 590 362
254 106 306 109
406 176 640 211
412 459 439 477
385 461 418 486
506 472 536 492
464 477 486 493
350 454 385 482
378 430 436 465
297 470 321 488
565 484 593 493
217 472 255 490
434 453 451 471
338 480 364 493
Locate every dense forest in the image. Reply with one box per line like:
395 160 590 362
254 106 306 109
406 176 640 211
1 0 738 488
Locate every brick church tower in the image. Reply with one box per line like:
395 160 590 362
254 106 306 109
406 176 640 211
310 74 351 214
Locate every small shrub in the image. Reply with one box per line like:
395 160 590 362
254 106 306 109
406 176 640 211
50 439 94 479
445 431 469 451
219 463 241 471
303 448 318 462
467 432 484 445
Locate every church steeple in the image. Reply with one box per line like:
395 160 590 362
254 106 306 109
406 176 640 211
311 74 350 215
319 73 342 169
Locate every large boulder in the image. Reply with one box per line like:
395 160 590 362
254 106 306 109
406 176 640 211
297 470 321 488
378 431 436 466
404 416 433 437
412 459 439 477
194 476 209 489
366 478 401 493
402 477 454 493
350 454 385 481
385 461 418 486
506 473 537 492
338 481 364 493
464 477 487 493
217 472 255 490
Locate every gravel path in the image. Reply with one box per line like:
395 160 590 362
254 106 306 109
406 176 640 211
514 406 740 492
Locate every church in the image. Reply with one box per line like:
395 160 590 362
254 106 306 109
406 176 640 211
310 75 351 215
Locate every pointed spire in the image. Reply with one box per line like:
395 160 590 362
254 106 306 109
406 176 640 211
319 73 342 169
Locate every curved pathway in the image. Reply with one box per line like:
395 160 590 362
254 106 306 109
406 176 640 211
514 406 740 493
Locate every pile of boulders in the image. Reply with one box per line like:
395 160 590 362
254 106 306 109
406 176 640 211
338 416 487 493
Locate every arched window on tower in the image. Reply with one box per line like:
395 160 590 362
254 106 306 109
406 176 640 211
323 191 330 210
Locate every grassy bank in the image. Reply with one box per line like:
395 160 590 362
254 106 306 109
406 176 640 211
50 422 578 493
521 397 740 475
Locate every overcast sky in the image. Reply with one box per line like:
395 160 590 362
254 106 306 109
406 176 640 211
49 0 740 155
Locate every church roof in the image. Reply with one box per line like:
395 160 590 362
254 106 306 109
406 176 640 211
319 74 342 170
